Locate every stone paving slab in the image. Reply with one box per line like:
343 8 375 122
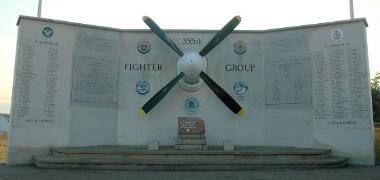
1 164 380 180
33 155 347 165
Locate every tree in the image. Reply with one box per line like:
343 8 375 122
371 72 380 122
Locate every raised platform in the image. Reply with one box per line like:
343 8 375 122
33 146 348 170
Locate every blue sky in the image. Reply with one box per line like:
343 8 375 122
0 0 379 113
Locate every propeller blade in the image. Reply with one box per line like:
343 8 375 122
199 71 244 116
199 16 241 57
140 72 185 114
143 16 184 57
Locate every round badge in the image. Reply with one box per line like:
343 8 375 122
233 81 248 97
137 40 151 54
136 80 150 96
330 29 343 41
185 97 199 114
233 40 247 55
41 27 54 38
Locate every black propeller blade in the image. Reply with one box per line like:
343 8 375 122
140 72 185 114
199 16 241 57
199 71 244 116
143 16 184 57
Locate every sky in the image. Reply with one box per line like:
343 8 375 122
0 0 379 113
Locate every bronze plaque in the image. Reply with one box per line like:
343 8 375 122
178 117 205 134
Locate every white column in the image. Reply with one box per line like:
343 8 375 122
349 0 354 19
37 0 42 17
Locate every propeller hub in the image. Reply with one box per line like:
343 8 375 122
177 52 207 91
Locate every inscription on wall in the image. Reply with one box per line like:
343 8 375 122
13 38 63 126
71 56 119 104
44 47 60 117
264 32 311 105
124 63 162 71
312 42 370 128
71 30 121 104
14 44 36 118
266 59 310 104
225 64 256 72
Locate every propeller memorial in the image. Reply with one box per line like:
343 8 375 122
140 16 243 115
7 15 374 166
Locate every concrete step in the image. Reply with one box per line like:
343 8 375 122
32 146 348 170
49 146 332 161
33 155 348 170
174 144 208 150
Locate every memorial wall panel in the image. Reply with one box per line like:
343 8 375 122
11 20 72 128
8 17 374 165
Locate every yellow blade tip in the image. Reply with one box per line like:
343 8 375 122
236 109 244 116
235 15 241 22
138 109 146 115
143 16 150 21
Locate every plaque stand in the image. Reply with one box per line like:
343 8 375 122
175 117 207 150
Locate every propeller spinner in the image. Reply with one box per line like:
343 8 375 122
177 51 207 91
139 16 244 116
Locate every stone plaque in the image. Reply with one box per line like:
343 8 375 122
178 117 205 134
71 56 119 104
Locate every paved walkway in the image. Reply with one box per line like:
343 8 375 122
1 164 380 180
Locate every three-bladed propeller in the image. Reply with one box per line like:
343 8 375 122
140 16 243 116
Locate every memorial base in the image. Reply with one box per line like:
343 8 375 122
32 145 348 170
176 117 207 150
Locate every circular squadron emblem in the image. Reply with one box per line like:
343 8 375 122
233 81 248 97
136 80 150 95
330 29 343 41
185 97 199 114
137 40 151 54
41 27 54 38
233 40 247 55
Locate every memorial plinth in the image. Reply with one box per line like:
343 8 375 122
175 117 207 150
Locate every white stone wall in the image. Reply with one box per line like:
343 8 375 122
8 16 374 165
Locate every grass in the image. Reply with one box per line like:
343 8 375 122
375 128 380 162
0 129 380 163
0 133 7 162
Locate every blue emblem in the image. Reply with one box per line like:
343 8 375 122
233 40 247 55
330 29 343 41
136 80 150 95
137 40 151 54
42 27 54 38
185 97 199 114
233 81 248 97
